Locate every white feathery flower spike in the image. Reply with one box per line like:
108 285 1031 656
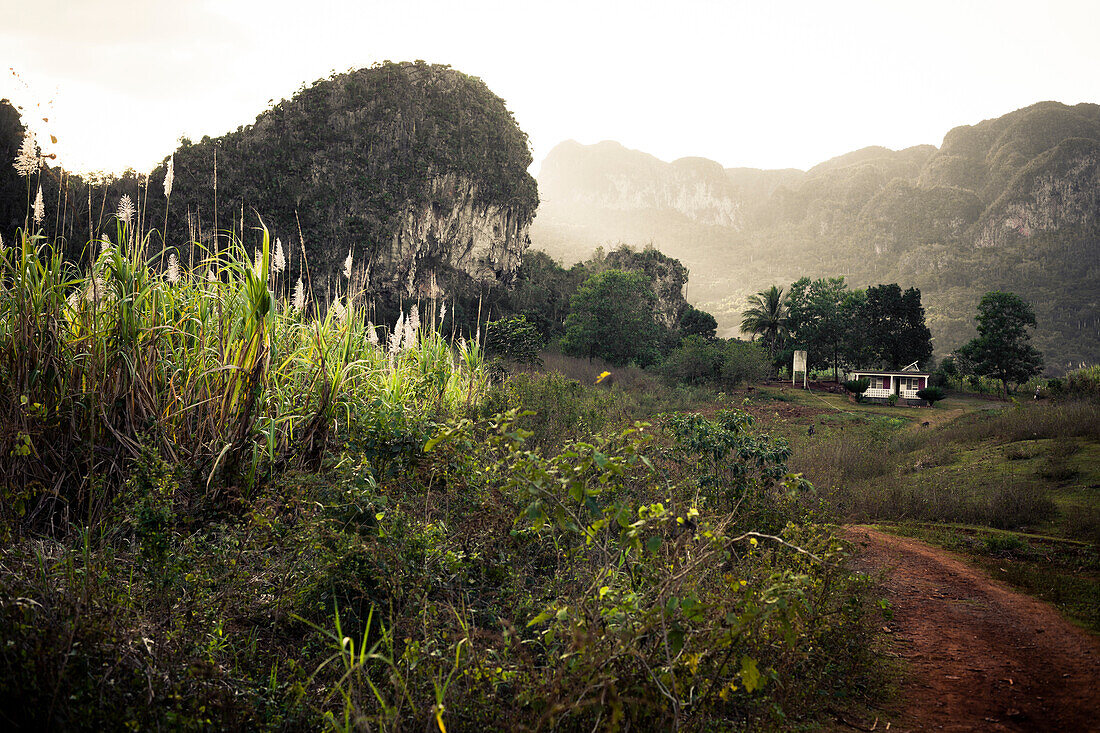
254 248 262 274
273 238 285 274
117 194 135 225
33 185 45 225
292 277 305 312
439 301 446 324
207 269 216 282
330 297 346 325
403 308 417 349
343 249 353 279
163 155 174 199
167 253 180 284
0 232 5 254
13 130 38 177
366 321 379 346
86 273 106 304
389 313 405 352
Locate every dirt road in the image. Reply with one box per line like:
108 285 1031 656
843 526 1100 732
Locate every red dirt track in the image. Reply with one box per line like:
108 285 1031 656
843 526 1100 732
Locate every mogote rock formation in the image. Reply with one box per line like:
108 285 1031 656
152 61 538 301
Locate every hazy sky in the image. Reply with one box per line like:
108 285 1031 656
3 0 1099 175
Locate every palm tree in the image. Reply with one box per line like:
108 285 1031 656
741 285 788 362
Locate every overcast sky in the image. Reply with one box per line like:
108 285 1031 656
3 0 1099 176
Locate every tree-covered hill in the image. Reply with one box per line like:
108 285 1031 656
533 102 1100 373
2 61 539 310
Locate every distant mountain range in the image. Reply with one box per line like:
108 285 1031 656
532 102 1100 373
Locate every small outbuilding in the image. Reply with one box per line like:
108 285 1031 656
847 362 930 406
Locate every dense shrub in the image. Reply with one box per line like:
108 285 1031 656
660 336 770 388
0 222 882 729
1048 365 1100 402
484 313 543 365
916 386 946 406
843 378 871 401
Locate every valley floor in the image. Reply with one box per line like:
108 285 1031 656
842 526 1100 732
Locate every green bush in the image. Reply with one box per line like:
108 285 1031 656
560 269 661 366
1060 366 1100 402
660 337 769 388
485 314 544 365
842 378 871 401
886 393 899 407
720 340 771 386
916 386 946 406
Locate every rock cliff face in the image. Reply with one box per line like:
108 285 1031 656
974 138 1100 249
533 102 1100 372
148 61 538 300
383 172 530 296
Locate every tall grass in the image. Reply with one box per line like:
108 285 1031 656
785 402 1097 535
0 224 488 533
926 401 1100 447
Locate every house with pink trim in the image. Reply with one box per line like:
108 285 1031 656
847 362 930 405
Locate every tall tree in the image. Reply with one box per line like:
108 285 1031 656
786 277 848 381
560 269 660 366
740 285 788 361
859 284 934 369
956 291 1044 397
840 289 874 368
679 305 718 341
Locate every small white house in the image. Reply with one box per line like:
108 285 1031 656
847 362 930 405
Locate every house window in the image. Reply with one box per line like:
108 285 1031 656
870 376 885 390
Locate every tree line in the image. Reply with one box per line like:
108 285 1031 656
740 277 933 380
739 277 1043 396
484 245 772 387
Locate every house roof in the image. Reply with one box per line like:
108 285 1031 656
849 370 930 377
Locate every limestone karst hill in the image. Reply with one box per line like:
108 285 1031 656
3 61 539 307
534 102 1100 372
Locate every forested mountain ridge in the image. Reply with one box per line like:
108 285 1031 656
3 61 538 307
160 61 538 301
533 102 1100 372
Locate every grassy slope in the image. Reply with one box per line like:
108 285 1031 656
741 385 1099 631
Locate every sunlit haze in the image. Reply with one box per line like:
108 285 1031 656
3 0 1099 175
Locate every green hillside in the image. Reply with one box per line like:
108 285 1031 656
2 61 538 305
533 102 1100 373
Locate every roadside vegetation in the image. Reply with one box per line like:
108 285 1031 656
744 382 1100 631
0 213 883 729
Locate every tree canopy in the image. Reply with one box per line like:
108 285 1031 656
786 277 848 380
560 269 661 366
956 291 1044 396
740 285 788 360
680 306 718 341
783 277 934 379
857 284 934 369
